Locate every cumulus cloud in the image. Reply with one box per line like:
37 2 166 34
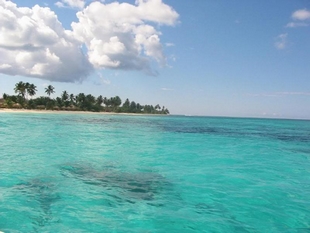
0 0 92 82
274 33 288 50
0 0 179 82
72 0 179 75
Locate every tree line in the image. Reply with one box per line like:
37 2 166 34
0 81 170 114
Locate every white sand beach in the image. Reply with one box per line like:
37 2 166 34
0 108 154 116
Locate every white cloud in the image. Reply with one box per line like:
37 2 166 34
72 0 179 75
247 92 310 97
0 0 93 82
0 64 11 69
276 92 310 96
55 2 65 8
274 33 288 50
169 54 176 62
286 9 310 28
55 0 85 9
292 9 310 21
134 0 179 26
286 22 308 28
0 0 179 82
97 72 111 85
102 79 111 85
161 87 173 91
165 43 175 47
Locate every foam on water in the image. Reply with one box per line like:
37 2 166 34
0 113 310 232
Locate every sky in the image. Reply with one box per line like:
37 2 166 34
0 0 310 119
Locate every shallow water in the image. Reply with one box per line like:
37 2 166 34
0 113 310 232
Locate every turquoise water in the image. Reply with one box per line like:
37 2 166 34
0 113 310 233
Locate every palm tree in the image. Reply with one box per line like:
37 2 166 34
155 104 161 110
130 101 137 113
96 95 104 106
136 103 143 113
61 91 70 107
26 83 37 99
121 98 130 112
161 106 166 114
104 97 114 109
69 94 75 106
85 94 96 110
113 96 122 108
45 85 55 97
76 93 86 110
14 81 26 98
56 97 63 108
14 81 27 106
61 91 68 101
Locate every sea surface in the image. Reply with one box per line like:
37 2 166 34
0 112 310 233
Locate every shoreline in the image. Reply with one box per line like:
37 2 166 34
3 109 308 121
0 108 161 116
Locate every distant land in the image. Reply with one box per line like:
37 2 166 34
0 81 170 115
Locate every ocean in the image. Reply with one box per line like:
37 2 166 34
0 112 309 232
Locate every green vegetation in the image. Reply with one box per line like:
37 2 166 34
0 81 170 114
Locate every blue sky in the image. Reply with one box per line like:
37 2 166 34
0 0 310 119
